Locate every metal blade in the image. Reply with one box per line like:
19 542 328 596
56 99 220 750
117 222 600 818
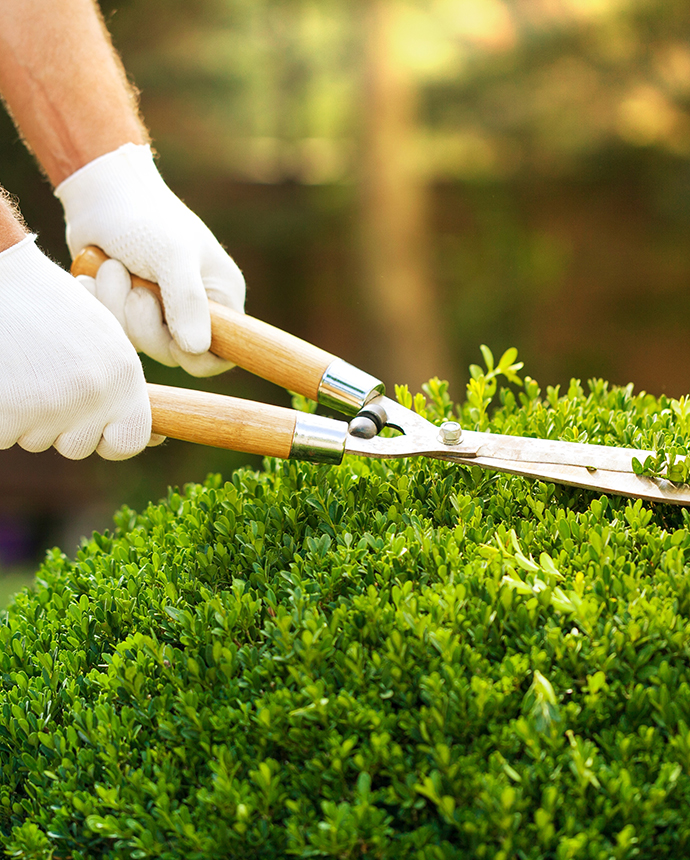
344 396 690 505
435 454 690 505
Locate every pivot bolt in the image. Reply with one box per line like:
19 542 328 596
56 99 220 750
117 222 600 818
348 401 389 439
349 416 378 439
439 421 462 445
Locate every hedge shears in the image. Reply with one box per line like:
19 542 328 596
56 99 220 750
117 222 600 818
73 247 690 506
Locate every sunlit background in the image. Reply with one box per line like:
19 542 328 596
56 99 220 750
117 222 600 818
1 0 690 596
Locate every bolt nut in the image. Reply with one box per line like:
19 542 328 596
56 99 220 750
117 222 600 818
439 421 462 445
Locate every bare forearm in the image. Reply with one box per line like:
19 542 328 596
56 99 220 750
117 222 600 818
0 190 28 252
0 0 148 187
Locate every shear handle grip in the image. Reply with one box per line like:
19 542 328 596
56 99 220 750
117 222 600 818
71 246 336 402
148 383 296 458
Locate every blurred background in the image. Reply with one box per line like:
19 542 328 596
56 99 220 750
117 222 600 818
2 0 690 591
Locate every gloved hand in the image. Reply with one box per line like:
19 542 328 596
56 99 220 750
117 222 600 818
74 257 231 377
55 142 246 377
0 235 153 460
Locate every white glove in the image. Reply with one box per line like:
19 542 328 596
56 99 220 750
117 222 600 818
0 235 153 460
55 142 245 377
75 257 230 377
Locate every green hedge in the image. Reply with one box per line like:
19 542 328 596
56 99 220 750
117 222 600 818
4 352 690 859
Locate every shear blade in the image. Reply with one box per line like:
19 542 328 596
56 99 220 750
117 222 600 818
438 454 690 505
345 396 690 505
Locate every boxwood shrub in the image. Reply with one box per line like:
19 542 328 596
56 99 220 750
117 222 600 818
4 350 690 859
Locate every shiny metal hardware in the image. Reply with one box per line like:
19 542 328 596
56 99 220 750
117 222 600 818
291 413 348 464
348 416 379 439
348 401 389 439
318 358 385 416
345 396 480 461
439 421 463 445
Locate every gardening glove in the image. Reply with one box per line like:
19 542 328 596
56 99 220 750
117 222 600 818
75 257 228 377
0 234 153 460
55 142 246 377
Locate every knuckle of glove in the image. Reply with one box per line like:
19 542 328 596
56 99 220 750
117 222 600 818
203 252 247 314
169 341 235 378
125 286 178 366
94 258 132 331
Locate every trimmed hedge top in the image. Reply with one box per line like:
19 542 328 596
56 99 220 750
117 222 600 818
4 350 690 859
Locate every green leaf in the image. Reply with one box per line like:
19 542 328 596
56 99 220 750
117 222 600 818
480 344 495 373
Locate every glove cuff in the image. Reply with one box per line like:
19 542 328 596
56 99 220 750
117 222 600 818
0 233 36 263
54 143 163 212
0 234 53 283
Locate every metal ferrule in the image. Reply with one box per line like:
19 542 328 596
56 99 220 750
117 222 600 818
318 358 386 416
290 413 349 464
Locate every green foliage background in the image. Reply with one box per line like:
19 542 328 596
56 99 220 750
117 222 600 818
4 356 690 857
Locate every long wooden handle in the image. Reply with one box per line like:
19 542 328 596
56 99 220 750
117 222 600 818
72 246 336 401
148 383 296 458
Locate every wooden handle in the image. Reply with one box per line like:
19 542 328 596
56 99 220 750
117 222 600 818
148 383 296 458
72 246 336 401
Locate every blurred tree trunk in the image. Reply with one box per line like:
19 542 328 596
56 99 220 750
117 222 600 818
359 0 453 393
